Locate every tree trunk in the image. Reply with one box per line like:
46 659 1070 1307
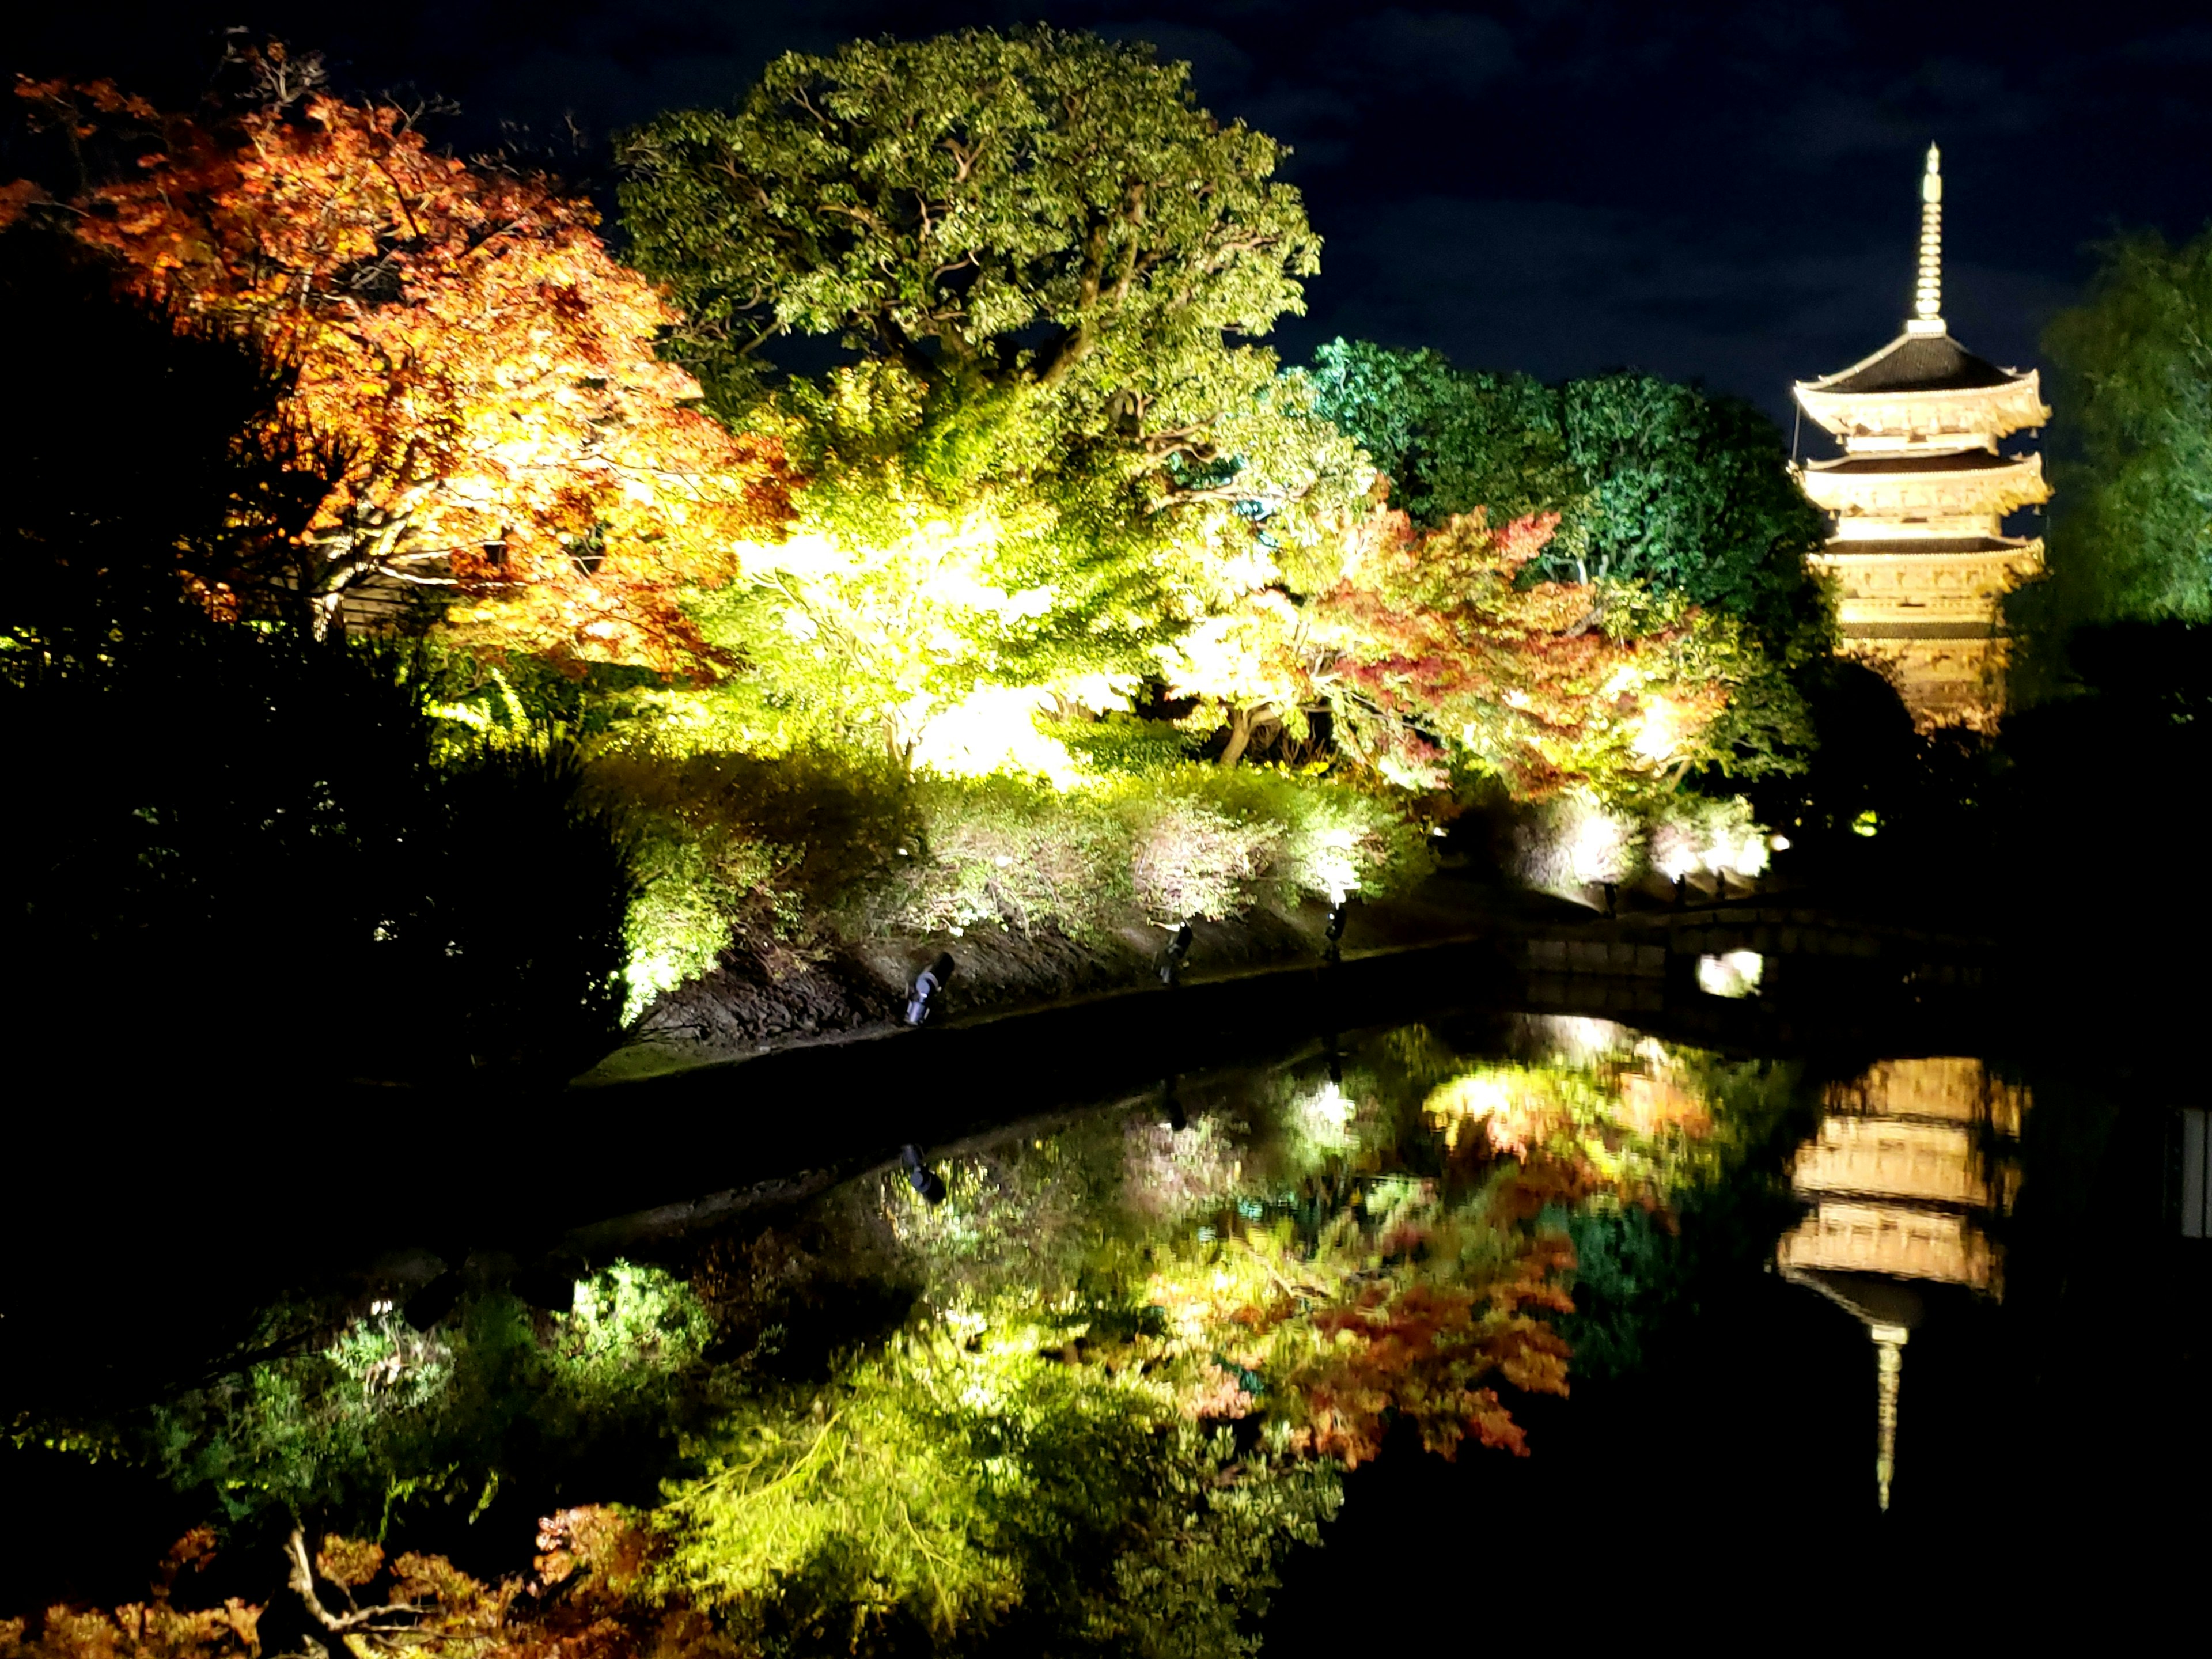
1218 706 1254 768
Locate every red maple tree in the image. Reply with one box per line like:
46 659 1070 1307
1314 506 1724 797
8 55 797 675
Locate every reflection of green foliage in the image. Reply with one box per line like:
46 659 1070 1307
658 1313 1336 1656
145 1264 718 1528
54 1016 1798 1654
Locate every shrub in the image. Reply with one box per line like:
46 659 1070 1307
1052 713 1195 777
591 748 1431 1010
1152 767 1433 908
886 772 1135 938
1511 787 1768 899
881 767 1430 939
586 745 916 1019
1 620 634 1082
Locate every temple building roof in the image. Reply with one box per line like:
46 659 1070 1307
1798 330 2027 396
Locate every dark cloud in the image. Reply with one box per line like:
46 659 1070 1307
7 0 2206 427
1325 9 1517 97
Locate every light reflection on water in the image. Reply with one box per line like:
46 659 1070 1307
1775 1056 2026 1508
892 1009 2196 1592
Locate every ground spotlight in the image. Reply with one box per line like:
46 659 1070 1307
1159 922 1194 984
899 1143 946 1203
904 952 954 1026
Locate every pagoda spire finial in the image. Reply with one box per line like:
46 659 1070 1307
1872 1322 1909 1510
1908 143 1945 336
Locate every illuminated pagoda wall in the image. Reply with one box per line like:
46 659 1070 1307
1793 146 2051 731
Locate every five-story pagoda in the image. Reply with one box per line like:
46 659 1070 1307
1793 146 2050 729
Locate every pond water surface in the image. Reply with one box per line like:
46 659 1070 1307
892 1005 2205 1642
6 997 2202 1649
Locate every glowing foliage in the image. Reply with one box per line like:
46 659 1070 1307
14 60 796 672
1509 787 1770 899
1309 341 1830 776
1144 1175 1577 1467
1309 342 1833 664
0 1532 260 1659
1312 507 1729 796
142 1263 717 1526
620 29 1366 748
264 1509 732 1658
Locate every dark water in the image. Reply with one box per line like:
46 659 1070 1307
6 995 2206 1641
1235 1013 2210 1639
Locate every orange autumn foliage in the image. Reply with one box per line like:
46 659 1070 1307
10 60 796 674
1281 1175 1577 1467
254 1511 733 1658
1 1530 262 1659
1316 506 1725 796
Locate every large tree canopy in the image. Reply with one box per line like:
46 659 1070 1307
6 58 797 675
1308 341 1833 668
618 26 1318 473
618 28 1359 755
2012 229 2212 692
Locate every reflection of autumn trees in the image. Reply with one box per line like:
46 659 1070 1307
1421 1029 1813 1381
1145 1166 1577 1466
6 1024 1805 1656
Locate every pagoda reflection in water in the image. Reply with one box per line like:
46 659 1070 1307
1777 1058 2025 1510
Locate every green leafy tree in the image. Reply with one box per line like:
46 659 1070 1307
1306 341 1577 532
1560 373 1832 665
619 27 1316 452
2010 230 2212 698
1310 341 1832 665
618 29 1362 751
1310 342 1831 777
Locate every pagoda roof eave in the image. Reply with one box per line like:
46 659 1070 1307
1801 449 2039 477
1796 329 2032 397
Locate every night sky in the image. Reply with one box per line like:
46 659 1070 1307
10 1 2210 429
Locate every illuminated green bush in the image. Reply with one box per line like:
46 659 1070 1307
883 766 1430 940
587 745 916 1018
599 744 1430 1014
1052 713 1196 777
